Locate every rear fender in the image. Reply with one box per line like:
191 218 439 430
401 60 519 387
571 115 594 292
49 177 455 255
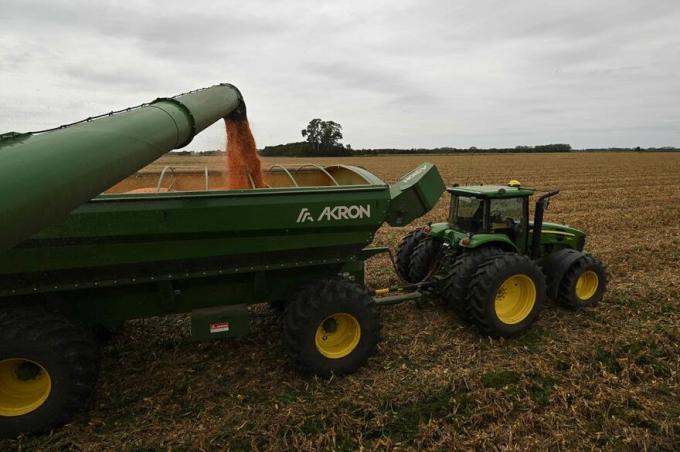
538 248 585 299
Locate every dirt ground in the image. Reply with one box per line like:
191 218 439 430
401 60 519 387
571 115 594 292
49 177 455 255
3 152 679 451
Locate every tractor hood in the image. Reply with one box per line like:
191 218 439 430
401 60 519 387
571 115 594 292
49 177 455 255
536 222 585 238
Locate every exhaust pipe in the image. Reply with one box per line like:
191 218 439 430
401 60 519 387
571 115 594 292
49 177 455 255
531 190 560 259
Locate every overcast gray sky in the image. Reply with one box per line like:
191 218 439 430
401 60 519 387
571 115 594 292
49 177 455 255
1 0 679 150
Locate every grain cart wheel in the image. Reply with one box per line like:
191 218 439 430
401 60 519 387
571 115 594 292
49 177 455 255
558 255 607 308
467 254 546 337
408 238 443 283
395 229 427 282
0 307 99 438
283 280 379 377
442 246 506 321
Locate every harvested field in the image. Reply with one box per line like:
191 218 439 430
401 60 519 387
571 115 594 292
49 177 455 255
3 152 679 450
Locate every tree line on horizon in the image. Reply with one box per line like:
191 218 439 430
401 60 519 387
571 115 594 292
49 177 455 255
257 118 679 156
175 119 679 156
259 142 576 156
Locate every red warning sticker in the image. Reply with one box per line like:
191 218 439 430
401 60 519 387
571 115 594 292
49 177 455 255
210 322 230 333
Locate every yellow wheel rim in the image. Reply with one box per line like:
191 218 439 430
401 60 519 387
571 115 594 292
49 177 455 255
494 275 536 325
315 313 361 359
575 270 599 301
0 358 52 417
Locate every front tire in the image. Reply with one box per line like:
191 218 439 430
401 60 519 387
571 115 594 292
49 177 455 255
283 280 380 377
407 238 442 283
558 255 607 308
467 254 546 337
0 307 99 438
395 229 427 283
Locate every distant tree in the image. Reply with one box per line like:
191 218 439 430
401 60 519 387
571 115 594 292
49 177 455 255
301 118 323 152
301 119 344 153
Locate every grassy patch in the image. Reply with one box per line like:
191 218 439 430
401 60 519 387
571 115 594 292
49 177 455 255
481 370 521 389
595 340 674 378
528 373 557 406
611 294 641 309
594 345 622 374
380 386 473 444
300 417 326 434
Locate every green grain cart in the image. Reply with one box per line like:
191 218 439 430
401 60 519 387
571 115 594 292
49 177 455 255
0 84 446 436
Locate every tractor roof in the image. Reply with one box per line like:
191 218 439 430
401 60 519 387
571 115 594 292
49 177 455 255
447 183 535 199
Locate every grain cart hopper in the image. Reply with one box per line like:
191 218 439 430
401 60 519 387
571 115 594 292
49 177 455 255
0 85 446 436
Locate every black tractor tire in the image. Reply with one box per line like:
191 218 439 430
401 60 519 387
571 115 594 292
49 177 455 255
442 246 506 321
0 307 99 438
557 255 607 309
407 238 443 283
91 321 124 343
283 280 380 377
467 254 546 337
395 229 427 283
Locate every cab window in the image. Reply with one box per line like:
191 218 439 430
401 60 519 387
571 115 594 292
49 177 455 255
451 196 485 233
489 197 526 243
489 198 523 226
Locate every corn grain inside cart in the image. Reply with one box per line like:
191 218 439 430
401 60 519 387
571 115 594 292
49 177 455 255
0 84 446 436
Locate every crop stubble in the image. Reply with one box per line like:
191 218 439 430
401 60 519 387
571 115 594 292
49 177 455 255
3 152 679 451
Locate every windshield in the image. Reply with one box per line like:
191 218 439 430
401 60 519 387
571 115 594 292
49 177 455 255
451 196 485 233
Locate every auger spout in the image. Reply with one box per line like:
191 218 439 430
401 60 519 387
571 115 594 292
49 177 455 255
0 84 245 252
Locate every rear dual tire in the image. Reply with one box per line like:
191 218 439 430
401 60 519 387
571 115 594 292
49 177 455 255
442 246 506 321
467 254 546 337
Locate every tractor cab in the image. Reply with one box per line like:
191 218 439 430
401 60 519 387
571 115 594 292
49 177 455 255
429 180 584 259
447 180 534 253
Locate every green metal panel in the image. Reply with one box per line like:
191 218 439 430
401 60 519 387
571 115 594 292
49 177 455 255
531 221 585 256
0 181 390 276
0 158 438 322
385 163 446 226
0 84 243 252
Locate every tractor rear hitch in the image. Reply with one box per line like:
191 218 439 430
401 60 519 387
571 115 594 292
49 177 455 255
370 280 435 306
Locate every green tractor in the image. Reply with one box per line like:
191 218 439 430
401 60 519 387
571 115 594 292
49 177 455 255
396 180 607 336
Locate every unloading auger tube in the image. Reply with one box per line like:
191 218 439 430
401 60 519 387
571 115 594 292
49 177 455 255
0 83 247 253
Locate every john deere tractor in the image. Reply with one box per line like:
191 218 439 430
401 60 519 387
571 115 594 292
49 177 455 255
396 180 606 337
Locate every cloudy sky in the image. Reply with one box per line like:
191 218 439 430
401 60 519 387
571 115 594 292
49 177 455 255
1 0 679 151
